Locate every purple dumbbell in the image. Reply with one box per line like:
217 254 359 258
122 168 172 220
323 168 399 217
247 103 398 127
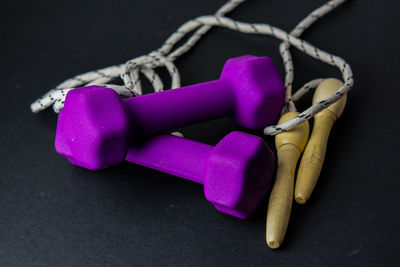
56 55 285 170
125 131 275 219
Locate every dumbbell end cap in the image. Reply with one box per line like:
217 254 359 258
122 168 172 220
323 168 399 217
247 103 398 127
221 55 285 129
204 131 275 219
55 86 131 170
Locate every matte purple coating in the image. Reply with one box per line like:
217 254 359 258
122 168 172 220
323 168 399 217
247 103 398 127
55 55 284 170
55 86 131 170
125 131 275 219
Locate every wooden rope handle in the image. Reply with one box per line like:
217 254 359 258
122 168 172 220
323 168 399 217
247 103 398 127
295 78 347 204
266 112 309 249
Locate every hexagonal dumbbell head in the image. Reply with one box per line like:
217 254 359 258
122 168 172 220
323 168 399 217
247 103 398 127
204 131 275 219
220 55 285 129
55 86 131 170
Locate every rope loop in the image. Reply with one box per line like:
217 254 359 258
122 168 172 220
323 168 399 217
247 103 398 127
30 0 352 136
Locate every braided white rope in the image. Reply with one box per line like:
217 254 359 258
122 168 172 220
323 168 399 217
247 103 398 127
279 0 346 114
30 0 245 113
30 0 353 136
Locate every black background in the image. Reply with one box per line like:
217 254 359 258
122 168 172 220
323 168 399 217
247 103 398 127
1 0 400 266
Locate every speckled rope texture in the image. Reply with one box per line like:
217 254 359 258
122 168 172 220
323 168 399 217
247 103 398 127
30 0 353 136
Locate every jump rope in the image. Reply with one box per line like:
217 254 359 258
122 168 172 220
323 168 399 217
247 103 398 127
30 0 353 248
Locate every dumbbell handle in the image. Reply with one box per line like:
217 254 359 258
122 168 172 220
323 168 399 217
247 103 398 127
125 134 210 184
124 79 234 137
